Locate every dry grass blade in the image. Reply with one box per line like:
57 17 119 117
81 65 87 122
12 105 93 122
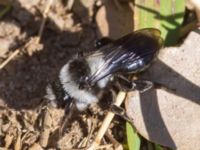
0 0 52 69
39 107 52 148
66 0 74 10
37 0 54 44
96 144 113 150
87 92 126 150
0 36 43 70
4 133 14 148
0 49 19 70
0 38 32 70
78 118 95 148
14 129 22 150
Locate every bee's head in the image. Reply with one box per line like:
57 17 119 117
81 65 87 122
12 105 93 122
78 76 91 89
68 58 92 89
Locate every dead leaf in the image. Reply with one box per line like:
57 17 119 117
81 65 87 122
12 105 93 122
96 0 134 39
126 28 200 150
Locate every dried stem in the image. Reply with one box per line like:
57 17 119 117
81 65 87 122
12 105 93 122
87 92 126 150
0 49 19 70
39 107 52 148
37 0 54 44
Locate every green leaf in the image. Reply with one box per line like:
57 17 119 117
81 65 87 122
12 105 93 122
126 122 141 150
155 144 164 150
134 0 185 45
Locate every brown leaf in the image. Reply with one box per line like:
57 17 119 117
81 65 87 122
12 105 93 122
96 0 134 39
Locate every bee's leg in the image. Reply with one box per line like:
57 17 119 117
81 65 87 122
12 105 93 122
115 76 154 93
110 104 131 122
132 80 177 93
59 96 76 135
115 75 134 91
63 95 75 115
95 37 114 49
131 80 154 93
148 81 176 94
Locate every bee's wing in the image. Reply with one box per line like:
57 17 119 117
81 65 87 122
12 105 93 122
87 28 163 86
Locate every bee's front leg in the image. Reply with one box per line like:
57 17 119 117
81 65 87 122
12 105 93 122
110 104 132 122
115 75 153 93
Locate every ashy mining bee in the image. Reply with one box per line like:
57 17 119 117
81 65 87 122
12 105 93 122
45 28 163 114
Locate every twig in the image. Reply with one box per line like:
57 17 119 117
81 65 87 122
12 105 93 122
37 0 54 44
0 49 20 70
4 133 14 149
78 117 96 148
85 119 96 147
82 117 97 148
0 0 53 69
66 0 74 11
0 38 34 70
87 92 126 150
39 107 52 148
14 129 22 150
96 144 113 150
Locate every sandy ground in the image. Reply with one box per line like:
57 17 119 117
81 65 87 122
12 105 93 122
0 0 126 149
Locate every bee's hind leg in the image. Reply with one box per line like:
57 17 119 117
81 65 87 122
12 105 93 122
110 104 132 122
132 80 176 93
115 75 154 93
116 75 176 93
131 80 154 93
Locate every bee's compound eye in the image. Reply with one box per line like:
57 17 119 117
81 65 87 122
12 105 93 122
79 76 90 89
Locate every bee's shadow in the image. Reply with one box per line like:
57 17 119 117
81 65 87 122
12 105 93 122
0 1 199 149
138 56 200 148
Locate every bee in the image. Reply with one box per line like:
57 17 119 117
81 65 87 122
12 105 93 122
45 28 163 114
